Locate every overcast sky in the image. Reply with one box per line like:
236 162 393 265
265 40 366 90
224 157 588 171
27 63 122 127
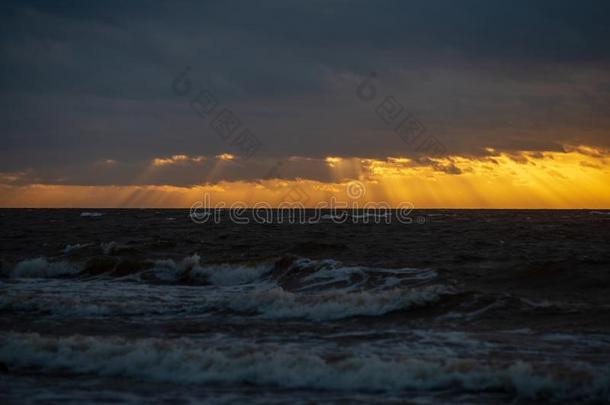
1 0 609 186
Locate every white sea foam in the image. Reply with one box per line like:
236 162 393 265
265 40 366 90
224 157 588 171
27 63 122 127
191 263 274 286
0 280 447 321
80 212 104 217
145 254 436 293
286 257 438 292
223 286 447 321
101 241 118 255
6 255 446 321
151 254 202 280
148 255 274 286
1 332 607 400
11 258 80 278
63 243 90 254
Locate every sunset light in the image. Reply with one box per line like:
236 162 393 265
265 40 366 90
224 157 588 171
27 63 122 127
2 1 610 403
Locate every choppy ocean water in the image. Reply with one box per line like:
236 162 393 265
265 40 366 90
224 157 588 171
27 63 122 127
1 209 610 403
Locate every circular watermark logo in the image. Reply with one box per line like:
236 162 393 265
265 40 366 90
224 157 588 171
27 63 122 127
346 180 366 200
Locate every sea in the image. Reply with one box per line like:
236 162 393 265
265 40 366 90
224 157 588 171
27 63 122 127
1 209 609 403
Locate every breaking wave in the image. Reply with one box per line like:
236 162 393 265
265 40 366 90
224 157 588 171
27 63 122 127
3 255 449 321
220 286 448 321
6 254 439 290
10 258 80 278
1 333 608 401
0 284 448 321
149 254 275 286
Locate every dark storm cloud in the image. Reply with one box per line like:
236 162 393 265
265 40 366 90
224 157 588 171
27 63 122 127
1 0 609 185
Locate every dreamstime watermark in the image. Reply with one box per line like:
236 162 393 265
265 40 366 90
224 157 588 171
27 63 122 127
356 72 446 155
171 68 438 220
189 180 424 225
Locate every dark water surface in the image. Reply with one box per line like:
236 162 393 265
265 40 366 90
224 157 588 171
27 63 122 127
1 209 610 403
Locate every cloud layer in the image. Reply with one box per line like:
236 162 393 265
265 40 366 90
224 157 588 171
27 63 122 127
1 0 609 206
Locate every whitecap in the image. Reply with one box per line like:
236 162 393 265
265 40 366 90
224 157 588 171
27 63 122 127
63 243 90 254
223 285 448 321
147 255 274 286
1 332 607 400
191 262 274 286
100 241 118 255
80 212 104 217
11 258 80 278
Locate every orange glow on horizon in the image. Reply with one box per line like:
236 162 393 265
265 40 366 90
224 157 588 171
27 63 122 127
1 146 609 208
